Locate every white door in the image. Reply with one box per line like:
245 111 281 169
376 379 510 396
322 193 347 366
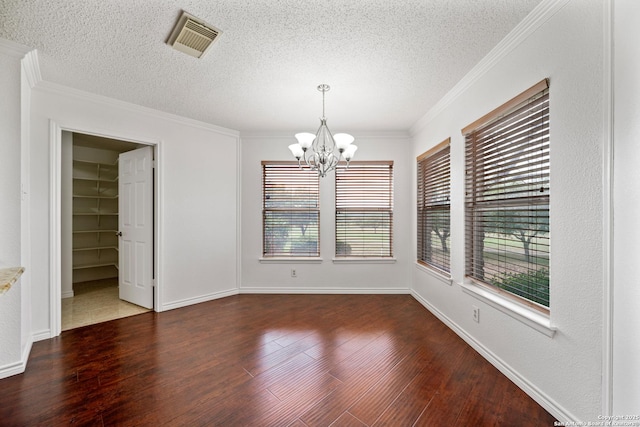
118 146 153 309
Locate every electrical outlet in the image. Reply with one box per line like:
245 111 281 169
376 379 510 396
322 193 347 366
472 306 480 323
291 269 297 278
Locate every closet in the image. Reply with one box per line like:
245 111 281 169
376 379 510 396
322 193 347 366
60 132 154 331
61 132 144 295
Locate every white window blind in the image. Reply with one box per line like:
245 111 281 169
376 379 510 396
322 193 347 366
262 162 320 257
335 161 393 257
464 79 550 309
417 139 451 274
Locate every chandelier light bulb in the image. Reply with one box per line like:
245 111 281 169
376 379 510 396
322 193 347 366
334 133 355 151
288 143 304 159
343 144 358 161
294 132 315 149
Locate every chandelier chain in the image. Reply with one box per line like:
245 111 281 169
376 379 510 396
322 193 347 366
318 84 330 119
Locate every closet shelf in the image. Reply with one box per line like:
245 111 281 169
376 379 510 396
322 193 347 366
73 229 118 234
73 212 118 216
73 194 118 199
73 176 118 183
73 262 118 270
73 246 118 252
74 158 118 166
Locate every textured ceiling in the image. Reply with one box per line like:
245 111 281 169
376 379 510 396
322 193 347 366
0 0 542 133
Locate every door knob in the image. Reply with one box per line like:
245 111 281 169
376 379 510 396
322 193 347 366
116 231 123 237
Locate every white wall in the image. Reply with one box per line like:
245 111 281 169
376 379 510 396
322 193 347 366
0 39 30 378
19 52 33 373
0 43 23 268
411 0 605 422
28 82 240 337
613 0 640 414
241 133 412 292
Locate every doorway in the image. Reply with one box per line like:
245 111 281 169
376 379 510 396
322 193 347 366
60 131 155 330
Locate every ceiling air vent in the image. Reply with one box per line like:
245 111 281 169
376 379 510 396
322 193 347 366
167 11 222 58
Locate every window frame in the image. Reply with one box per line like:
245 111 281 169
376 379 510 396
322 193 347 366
463 79 550 314
334 161 394 259
417 138 451 277
261 161 320 259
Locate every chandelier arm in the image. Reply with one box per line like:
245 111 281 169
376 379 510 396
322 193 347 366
328 153 339 171
303 149 319 171
305 152 318 171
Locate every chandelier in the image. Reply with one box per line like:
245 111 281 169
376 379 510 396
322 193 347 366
288 84 357 178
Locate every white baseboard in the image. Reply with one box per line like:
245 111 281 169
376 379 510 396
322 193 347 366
410 290 578 423
239 286 411 294
32 329 52 342
61 290 74 299
0 336 33 380
0 360 26 380
160 288 240 311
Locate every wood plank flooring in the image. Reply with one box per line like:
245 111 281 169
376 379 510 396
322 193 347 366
0 294 556 426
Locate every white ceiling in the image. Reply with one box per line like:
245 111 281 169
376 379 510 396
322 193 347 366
0 0 542 133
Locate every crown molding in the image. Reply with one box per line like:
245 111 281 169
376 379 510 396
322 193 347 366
410 0 571 136
22 50 42 89
0 37 31 58
33 80 240 138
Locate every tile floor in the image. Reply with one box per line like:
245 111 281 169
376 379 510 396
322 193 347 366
62 278 150 331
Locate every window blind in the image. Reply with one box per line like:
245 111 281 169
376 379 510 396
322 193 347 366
262 162 320 257
464 79 550 309
417 139 451 274
335 161 393 257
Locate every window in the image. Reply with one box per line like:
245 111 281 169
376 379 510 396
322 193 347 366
262 162 319 257
417 139 451 275
335 161 393 257
463 79 550 309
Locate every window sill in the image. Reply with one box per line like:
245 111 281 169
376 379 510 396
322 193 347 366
459 280 557 338
259 257 323 264
332 257 397 264
415 262 452 285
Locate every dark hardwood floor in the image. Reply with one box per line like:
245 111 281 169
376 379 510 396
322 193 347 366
0 294 556 426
